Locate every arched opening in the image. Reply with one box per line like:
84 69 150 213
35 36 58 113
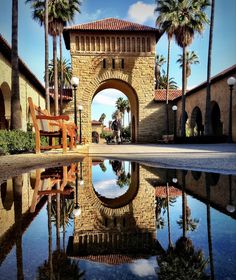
0 88 7 129
91 79 139 144
179 111 188 136
92 131 99 143
190 106 203 136
211 101 222 136
0 82 11 129
1 179 14 211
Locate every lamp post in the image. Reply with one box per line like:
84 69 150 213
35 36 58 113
78 105 83 144
79 161 84 186
227 77 236 143
172 105 177 140
70 76 79 128
73 172 81 217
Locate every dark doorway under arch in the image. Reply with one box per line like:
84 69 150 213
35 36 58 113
190 106 203 136
211 101 222 136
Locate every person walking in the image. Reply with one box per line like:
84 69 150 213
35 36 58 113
111 116 122 144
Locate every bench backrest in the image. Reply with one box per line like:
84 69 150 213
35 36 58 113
28 97 58 132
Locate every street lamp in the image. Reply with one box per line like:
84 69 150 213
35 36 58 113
172 177 178 184
73 172 81 217
78 105 83 144
71 76 79 128
172 105 177 140
79 161 84 186
227 76 236 143
226 175 235 213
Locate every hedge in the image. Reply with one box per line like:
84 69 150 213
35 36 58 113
0 130 47 155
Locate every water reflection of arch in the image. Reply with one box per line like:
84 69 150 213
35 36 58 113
0 179 13 210
191 170 202 181
205 172 220 186
92 162 139 209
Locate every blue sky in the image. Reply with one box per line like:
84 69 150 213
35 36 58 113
0 0 236 126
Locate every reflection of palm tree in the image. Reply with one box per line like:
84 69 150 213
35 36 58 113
51 197 74 228
177 204 199 232
37 249 84 279
99 162 107 172
157 237 209 279
116 170 131 188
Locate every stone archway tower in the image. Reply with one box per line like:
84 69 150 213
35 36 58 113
63 18 161 143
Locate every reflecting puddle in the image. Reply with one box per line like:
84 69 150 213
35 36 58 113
0 158 235 279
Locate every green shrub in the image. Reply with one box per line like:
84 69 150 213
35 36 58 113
100 130 113 139
0 130 47 155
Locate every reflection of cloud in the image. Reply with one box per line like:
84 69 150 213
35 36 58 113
94 179 128 199
129 259 156 277
93 89 127 106
127 1 156 25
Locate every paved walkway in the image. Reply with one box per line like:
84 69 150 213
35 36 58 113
89 143 236 174
0 144 236 183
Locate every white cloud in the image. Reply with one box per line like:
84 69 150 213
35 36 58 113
92 89 126 106
129 259 156 277
74 9 102 24
94 179 128 198
127 1 156 25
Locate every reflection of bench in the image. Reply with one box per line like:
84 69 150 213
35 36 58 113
28 97 77 153
158 134 174 144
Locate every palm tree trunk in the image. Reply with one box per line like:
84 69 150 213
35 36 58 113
181 46 187 138
13 176 24 280
206 180 215 279
182 171 186 238
60 33 64 115
166 182 172 247
166 38 171 135
45 0 50 113
205 0 215 135
47 195 53 280
11 0 22 130
53 35 59 116
56 182 61 250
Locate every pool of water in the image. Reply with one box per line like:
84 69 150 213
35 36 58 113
0 158 235 279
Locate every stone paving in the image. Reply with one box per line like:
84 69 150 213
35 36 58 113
0 144 236 183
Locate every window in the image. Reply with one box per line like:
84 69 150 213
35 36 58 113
106 37 110 51
86 36 90 51
111 37 115 52
112 58 115 69
117 37 120 52
137 37 140 52
147 37 151 52
76 36 80 51
142 37 146 52
101 37 105 51
103 58 106 68
81 36 85 51
127 37 130 52
121 58 124 69
132 37 135 52
96 37 100 51
122 37 125 52
91 37 95 51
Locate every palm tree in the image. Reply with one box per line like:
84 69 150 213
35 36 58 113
98 113 106 124
11 0 22 130
177 50 199 79
116 97 127 126
205 0 215 136
126 103 131 125
155 54 166 89
48 58 72 88
159 70 178 89
173 0 209 137
157 237 209 279
45 0 50 112
155 0 178 136
26 0 81 115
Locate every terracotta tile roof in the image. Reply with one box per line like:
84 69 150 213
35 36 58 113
72 254 143 265
91 120 102 125
49 88 73 101
155 186 182 197
154 89 182 102
64 17 158 32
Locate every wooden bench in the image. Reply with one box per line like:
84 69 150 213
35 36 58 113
28 97 77 153
158 134 174 144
